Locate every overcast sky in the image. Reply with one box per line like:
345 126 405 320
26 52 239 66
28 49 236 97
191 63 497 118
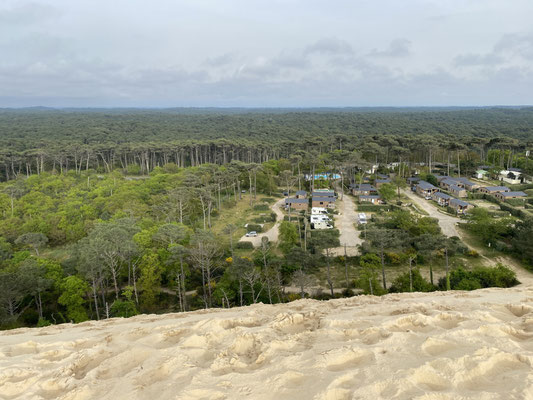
1 0 533 107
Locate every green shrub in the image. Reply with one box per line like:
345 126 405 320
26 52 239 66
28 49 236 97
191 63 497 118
388 269 436 293
245 223 263 233
236 241 254 249
441 264 519 290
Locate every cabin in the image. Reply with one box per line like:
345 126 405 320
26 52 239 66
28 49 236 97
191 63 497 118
479 186 510 195
295 190 307 199
449 198 473 214
493 191 527 202
416 181 439 198
454 177 480 191
474 170 489 180
284 198 308 211
350 184 377 196
432 192 452 206
312 189 335 198
312 196 335 209
435 175 452 183
374 179 391 188
406 177 420 190
449 185 467 198
440 178 458 191
359 195 382 204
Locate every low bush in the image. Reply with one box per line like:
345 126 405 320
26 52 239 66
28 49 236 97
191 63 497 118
388 269 436 293
236 241 254 249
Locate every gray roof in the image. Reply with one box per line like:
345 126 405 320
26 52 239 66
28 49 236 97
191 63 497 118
454 177 476 185
433 192 452 199
312 190 334 197
500 191 527 197
285 198 308 204
417 181 437 190
450 198 470 207
375 179 391 184
407 177 420 182
441 178 458 186
352 184 377 191
360 195 381 199
312 196 335 202
295 190 307 195
449 185 465 192
484 186 510 192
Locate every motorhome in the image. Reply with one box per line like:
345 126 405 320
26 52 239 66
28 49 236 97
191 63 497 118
312 220 334 230
310 214 331 223
358 213 367 224
311 207 328 215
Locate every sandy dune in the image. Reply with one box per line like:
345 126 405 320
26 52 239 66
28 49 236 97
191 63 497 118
2 287 533 400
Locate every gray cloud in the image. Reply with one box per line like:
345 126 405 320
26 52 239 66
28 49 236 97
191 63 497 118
368 39 411 58
1 0 533 106
303 38 354 56
0 2 59 25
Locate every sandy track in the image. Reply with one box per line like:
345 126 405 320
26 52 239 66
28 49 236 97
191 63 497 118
239 198 285 247
331 192 361 256
402 189 462 237
2 287 533 399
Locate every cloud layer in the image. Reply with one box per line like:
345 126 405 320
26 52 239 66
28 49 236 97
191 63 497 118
1 0 533 107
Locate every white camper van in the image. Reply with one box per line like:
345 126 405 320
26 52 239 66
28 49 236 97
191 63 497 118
311 207 328 215
312 221 334 230
358 213 367 225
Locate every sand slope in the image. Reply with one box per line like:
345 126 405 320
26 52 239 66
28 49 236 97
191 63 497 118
1 288 533 400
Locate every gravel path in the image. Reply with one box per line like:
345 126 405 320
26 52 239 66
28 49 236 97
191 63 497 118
239 197 285 247
402 189 462 237
331 192 361 256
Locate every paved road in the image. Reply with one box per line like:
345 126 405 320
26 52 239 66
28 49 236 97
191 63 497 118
331 190 361 256
239 197 285 247
402 189 462 237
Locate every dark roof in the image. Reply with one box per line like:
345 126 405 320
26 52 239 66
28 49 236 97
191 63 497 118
454 177 475 185
484 186 509 192
449 185 465 192
295 190 307 195
312 196 335 202
376 174 389 179
500 191 527 197
441 178 458 186
450 199 470 207
417 181 437 190
359 195 381 199
352 184 377 191
375 179 391 184
407 177 420 182
285 198 308 204
433 192 452 199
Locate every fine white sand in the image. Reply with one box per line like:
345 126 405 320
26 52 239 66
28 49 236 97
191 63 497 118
1 287 533 400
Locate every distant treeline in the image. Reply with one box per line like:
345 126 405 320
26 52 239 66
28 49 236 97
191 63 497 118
0 108 532 180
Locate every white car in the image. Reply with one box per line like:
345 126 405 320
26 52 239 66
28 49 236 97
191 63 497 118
245 231 258 237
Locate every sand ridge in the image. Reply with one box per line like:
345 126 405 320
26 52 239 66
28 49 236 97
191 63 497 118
1 287 533 399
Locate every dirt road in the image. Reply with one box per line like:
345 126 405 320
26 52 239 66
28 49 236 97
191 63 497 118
239 197 285 247
331 192 361 256
402 189 462 237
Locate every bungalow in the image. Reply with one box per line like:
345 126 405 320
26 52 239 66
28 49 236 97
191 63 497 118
312 189 335 198
474 169 489 180
435 175 452 183
416 181 439 198
284 198 308 211
375 178 391 188
407 177 420 190
479 186 510 195
432 192 453 206
359 195 382 204
295 190 307 199
449 198 473 214
454 177 480 191
350 184 377 196
449 185 467 198
440 178 458 191
494 191 527 202
312 196 336 209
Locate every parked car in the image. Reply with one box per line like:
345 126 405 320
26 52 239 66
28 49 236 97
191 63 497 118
245 231 258 237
